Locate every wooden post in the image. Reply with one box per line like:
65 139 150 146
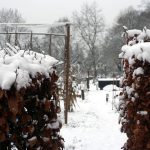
64 24 70 124
112 59 115 110
30 31 33 50
104 65 107 78
81 90 85 100
49 34 52 55
6 31 11 43
15 32 18 46
87 70 90 90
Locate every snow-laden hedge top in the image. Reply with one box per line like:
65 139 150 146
126 29 142 38
0 43 59 90
119 42 150 62
119 27 150 150
123 26 150 41
120 27 150 63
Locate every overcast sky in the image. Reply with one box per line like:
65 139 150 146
0 0 144 25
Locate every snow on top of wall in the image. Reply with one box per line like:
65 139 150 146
119 42 150 63
0 44 59 90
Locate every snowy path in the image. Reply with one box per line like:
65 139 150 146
61 85 127 150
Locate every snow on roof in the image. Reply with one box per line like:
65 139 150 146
119 42 150 63
0 43 59 90
98 78 120 81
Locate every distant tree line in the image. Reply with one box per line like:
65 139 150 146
101 1 150 77
0 1 150 79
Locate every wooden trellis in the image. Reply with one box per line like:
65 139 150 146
0 31 66 54
0 23 71 124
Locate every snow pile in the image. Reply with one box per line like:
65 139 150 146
0 43 59 90
103 84 120 91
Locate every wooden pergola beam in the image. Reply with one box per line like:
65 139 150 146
0 32 66 36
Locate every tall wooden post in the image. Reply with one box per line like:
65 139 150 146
64 24 70 124
30 31 33 50
15 32 18 46
49 34 52 55
6 31 11 43
87 70 90 90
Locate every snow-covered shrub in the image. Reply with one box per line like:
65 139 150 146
119 27 150 150
0 43 64 149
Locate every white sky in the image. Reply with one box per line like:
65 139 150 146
0 0 144 25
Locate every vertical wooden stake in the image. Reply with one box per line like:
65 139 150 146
6 31 10 43
30 31 33 50
87 70 90 90
49 34 52 55
15 32 18 46
64 24 70 124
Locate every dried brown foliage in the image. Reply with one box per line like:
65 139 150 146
119 29 150 150
0 70 64 149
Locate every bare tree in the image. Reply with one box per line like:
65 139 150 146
0 8 26 48
73 2 105 78
101 7 141 77
41 17 69 59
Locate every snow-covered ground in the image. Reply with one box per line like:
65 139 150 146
61 84 127 150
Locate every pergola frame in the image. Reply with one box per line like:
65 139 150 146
0 22 71 124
